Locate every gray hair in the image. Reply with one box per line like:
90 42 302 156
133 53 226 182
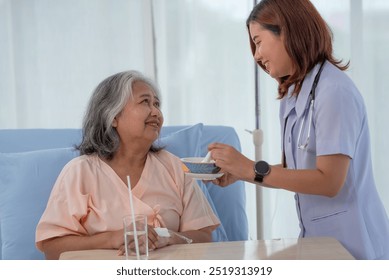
77 70 161 159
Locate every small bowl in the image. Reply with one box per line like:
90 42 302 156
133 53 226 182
181 157 221 174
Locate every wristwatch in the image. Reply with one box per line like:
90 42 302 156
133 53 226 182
253 160 271 183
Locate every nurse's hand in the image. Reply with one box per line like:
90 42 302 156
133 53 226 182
208 142 254 185
211 171 238 187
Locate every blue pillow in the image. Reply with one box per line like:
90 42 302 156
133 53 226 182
0 147 80 259
156 123 203 158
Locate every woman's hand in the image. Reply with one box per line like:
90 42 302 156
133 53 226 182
118 225 159 256
41 229 126 260
211 171 239 187
208 142 254 184
109 229 126 250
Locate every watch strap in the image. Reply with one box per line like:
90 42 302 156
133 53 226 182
254 174 264 183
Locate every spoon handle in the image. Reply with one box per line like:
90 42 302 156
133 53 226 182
201 151 212 163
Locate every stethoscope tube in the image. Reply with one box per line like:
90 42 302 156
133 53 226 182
283 61 326 166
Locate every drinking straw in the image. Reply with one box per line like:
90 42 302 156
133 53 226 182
127 175 140 260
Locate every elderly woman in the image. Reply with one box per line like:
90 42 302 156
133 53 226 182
35 70 220 259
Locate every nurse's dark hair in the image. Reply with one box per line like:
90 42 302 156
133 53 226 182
76 70 162 160
246 0 349 98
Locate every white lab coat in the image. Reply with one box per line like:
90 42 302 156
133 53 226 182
280 61 389 259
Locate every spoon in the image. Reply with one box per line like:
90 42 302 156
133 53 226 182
201 151 212 163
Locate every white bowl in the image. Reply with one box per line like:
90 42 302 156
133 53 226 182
181 157 221 174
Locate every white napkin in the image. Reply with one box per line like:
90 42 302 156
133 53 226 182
154 227 171 237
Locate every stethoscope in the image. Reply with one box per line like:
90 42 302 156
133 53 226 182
296 61 326 150
282 61 325 167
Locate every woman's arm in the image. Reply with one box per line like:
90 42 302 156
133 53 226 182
166 225 214 246
264 154 350 197
42 226 161 259
209 142 350 197
40 230 124 260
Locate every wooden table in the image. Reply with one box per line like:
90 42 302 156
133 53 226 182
60 237 354 260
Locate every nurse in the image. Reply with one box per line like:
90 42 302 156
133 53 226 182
208 0 389 259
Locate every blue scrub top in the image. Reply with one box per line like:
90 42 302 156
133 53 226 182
279 61 389 259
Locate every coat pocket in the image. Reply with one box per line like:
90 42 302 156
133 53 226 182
311 209 348 222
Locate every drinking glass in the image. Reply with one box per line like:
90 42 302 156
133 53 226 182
123 214 148 260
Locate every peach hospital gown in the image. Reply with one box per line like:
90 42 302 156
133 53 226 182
36 150 220 250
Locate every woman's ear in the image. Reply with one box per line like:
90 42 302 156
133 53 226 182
112 117 118 128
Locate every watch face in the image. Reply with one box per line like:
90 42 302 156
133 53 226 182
255 161 270 175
